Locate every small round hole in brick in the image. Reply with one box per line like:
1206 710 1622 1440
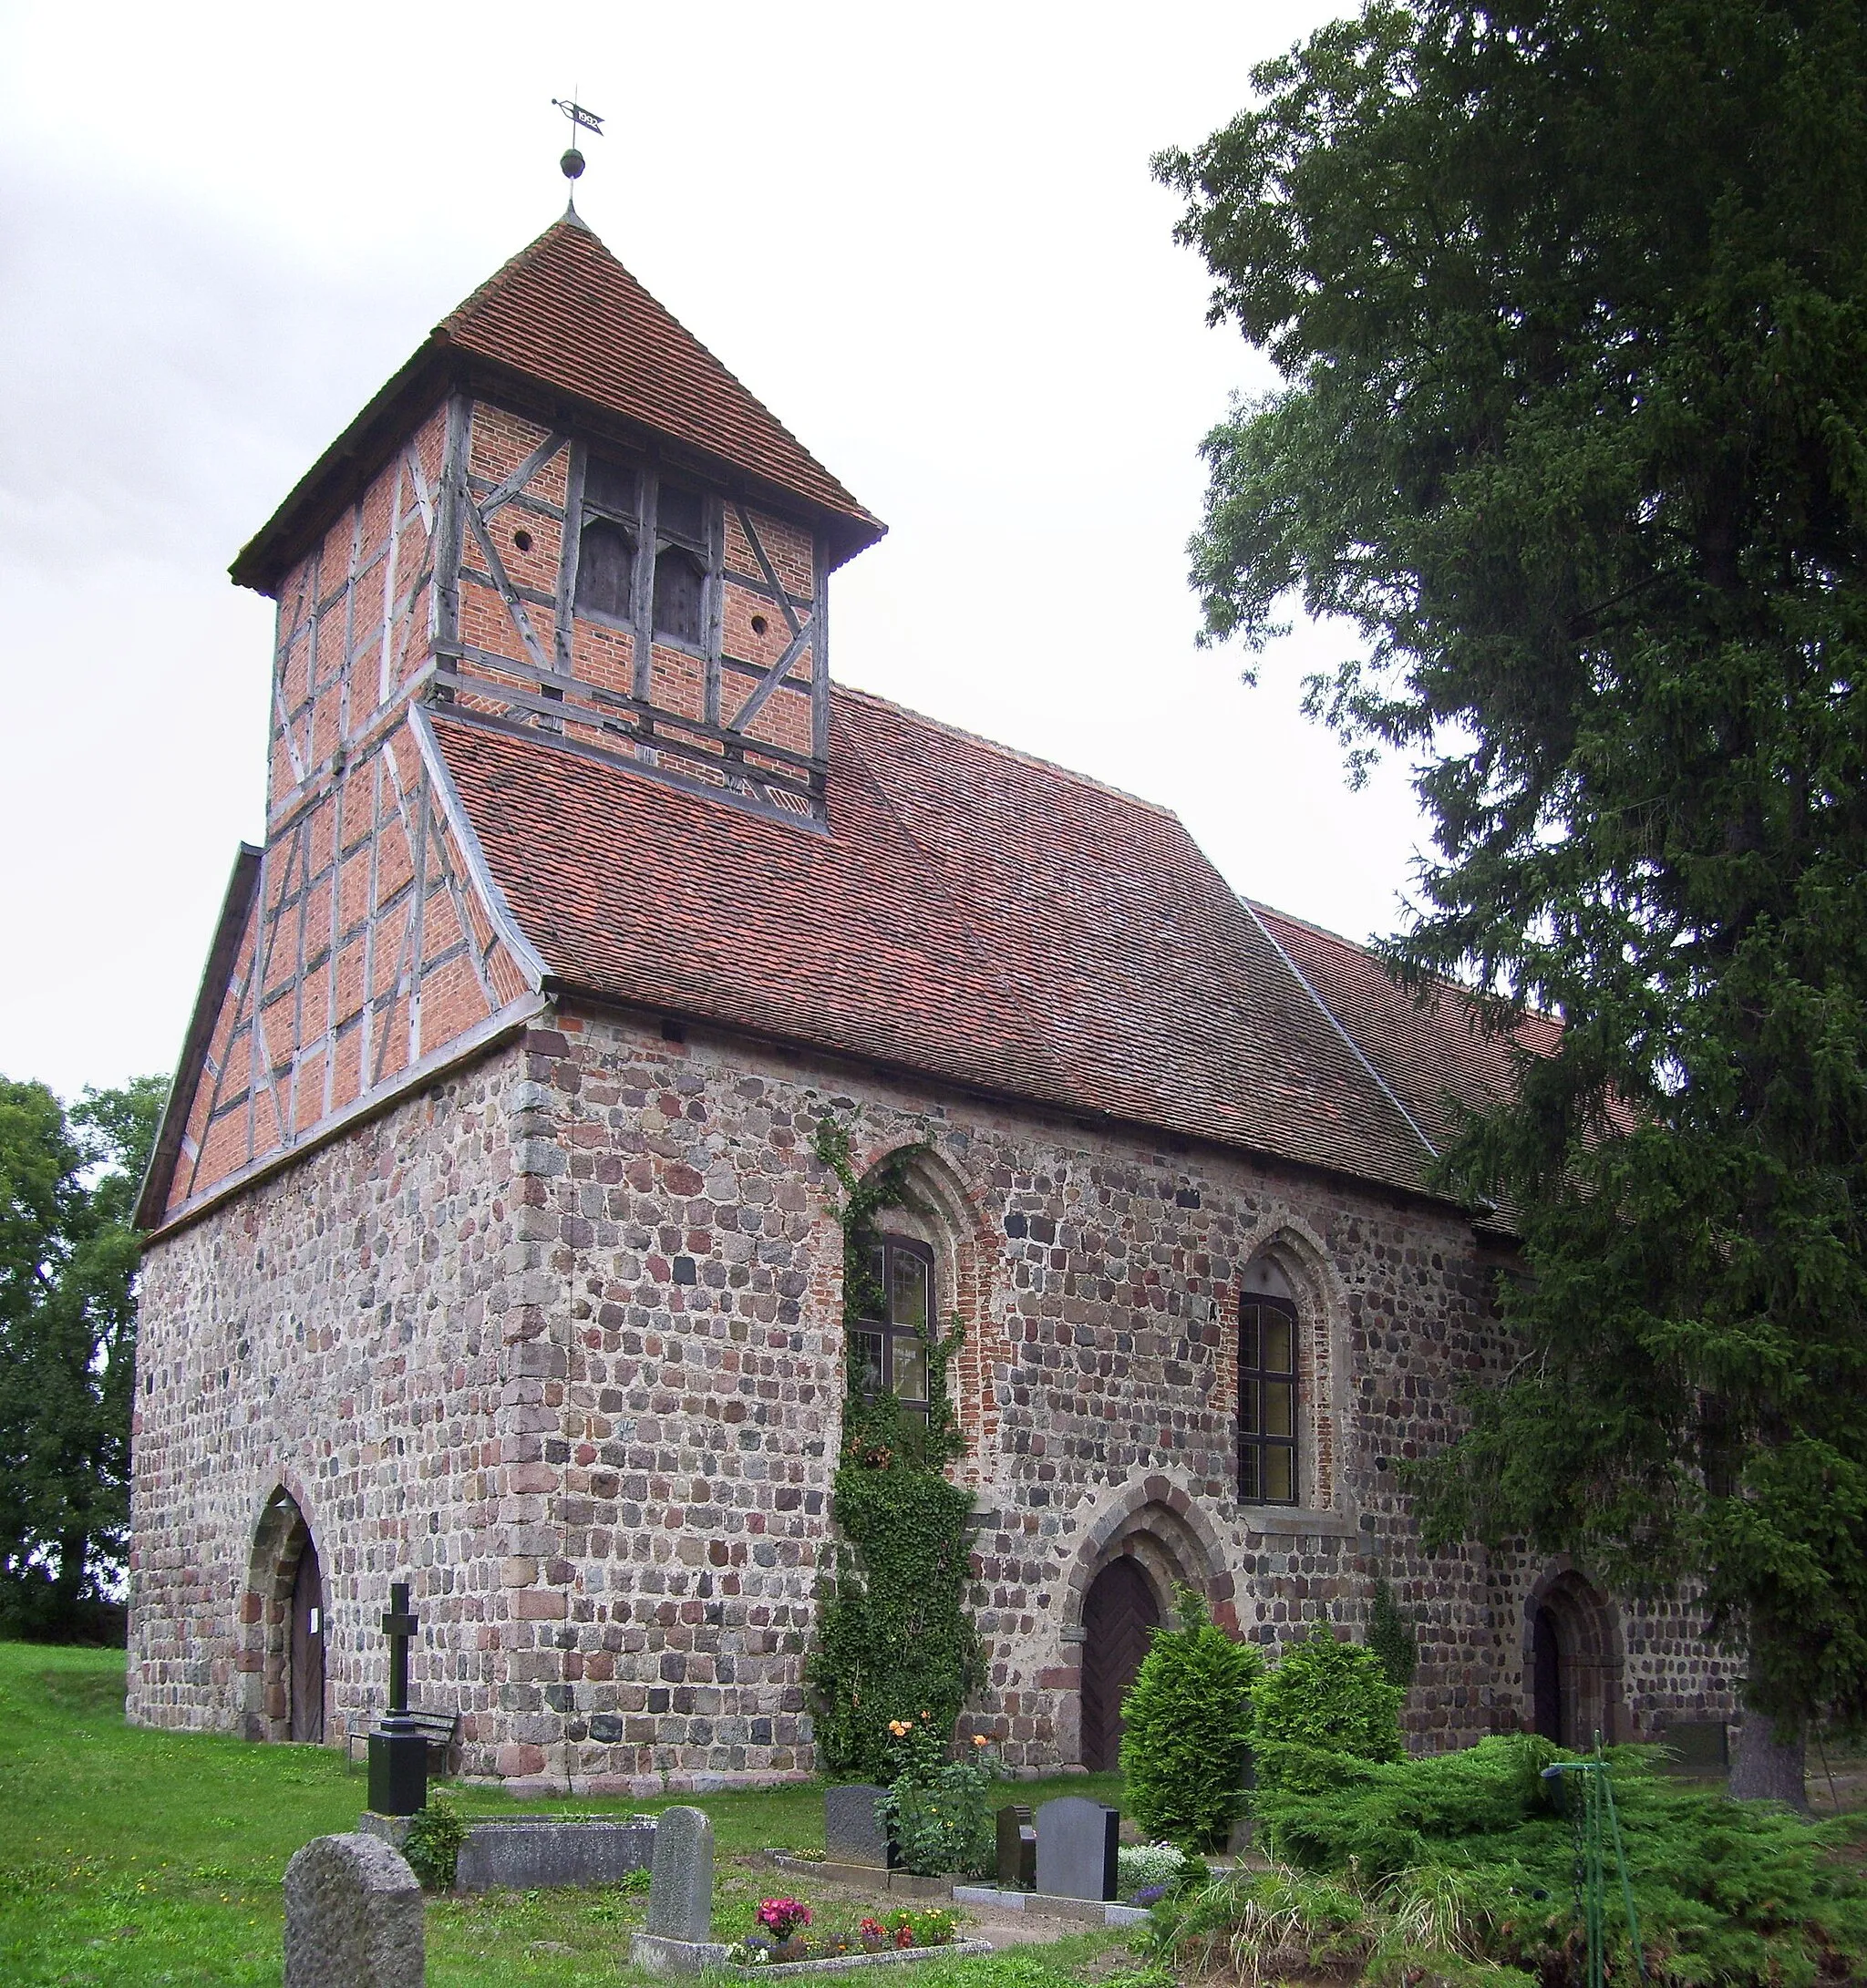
513 529 533 553
751 613 768 635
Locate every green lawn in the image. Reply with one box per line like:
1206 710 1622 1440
0 1643 1131 1986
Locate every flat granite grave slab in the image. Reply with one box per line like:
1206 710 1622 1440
721 1940 996 1977
453 1815 657 1891
952 1883 1150 1929
761 1852 954 1898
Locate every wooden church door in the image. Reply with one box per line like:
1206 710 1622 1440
1079 1559 1160 1771
289 1540 325 1743
1532 1605 1563 1744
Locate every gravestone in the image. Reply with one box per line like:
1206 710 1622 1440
1656 1719 1729 1777
453 1814 657 1891
825 1784 896 1869
1035 1796 1119 1902
995 1803 1036 1890
630 1806 729 1975
284 1833 424 1988
366 1582 428 1818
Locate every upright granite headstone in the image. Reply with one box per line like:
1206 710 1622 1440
630 1806 728 1974
995 1803 1037 1890
825 1784 896 1870
1035 1796 1119 1902
284 1833 424 1988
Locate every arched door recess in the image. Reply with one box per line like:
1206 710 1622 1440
1527 1567 1624 1748
1080 1558 1160 1771
244 1487 326 1745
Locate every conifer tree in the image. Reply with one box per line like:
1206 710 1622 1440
1160 0 1867 1799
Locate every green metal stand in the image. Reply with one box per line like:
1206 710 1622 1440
1542 1734 1645 1988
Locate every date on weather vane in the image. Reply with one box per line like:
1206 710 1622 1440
552 96 604 185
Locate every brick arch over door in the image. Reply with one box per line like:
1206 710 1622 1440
240 1480 326 1744
850 1138 1010 1478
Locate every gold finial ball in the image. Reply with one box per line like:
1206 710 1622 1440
561 147 586 181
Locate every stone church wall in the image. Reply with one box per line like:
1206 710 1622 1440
129 996 1738 1791
129 1050 527 1760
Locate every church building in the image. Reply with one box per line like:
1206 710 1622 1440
127 214 1735 1790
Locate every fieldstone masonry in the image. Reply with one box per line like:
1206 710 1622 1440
129 999 1739 1785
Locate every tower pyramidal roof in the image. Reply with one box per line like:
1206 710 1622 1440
232 216 884 594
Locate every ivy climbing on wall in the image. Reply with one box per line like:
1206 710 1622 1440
805 1117 983 1784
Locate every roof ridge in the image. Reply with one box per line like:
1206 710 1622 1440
1243 901 1439 1161
832 682 1179 819
1251 897 1565 1036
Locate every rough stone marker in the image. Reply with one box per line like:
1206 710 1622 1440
995 1803 1036 1890
284 1832 424 1988
1035 1796 1119 1902
630 1805 729 1975
825 1784 895 1870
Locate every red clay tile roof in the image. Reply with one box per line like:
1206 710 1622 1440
436 219 882 542
1251 903 1563 1158
232 217 882 593
432 689 1477 1200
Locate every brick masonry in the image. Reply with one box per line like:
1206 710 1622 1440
129 999 1739 1788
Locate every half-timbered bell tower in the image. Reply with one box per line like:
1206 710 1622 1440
144 217 882 1228
235 213 883 827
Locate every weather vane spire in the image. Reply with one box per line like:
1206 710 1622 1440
552 93 604 213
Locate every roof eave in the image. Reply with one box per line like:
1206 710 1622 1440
230 338 887 598
133 843 264 1231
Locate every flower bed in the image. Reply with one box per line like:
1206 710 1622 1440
727 1901 964 1967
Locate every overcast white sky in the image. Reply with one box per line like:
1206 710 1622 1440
0 0 1434 1106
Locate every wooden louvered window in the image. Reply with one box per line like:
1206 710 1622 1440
653 479 709 648
576 454 638 625
1239 1295 1299 1504
654 545 706 646
851 1235 933 1417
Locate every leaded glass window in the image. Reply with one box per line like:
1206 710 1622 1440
1239 1296 1298 1504
853 1235 934 1415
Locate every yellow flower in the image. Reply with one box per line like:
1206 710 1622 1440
971 1734 988 1747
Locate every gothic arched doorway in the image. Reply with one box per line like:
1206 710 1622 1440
1080 1558 1160 1771
242 1487 326 1745
1528 1568 1623 1748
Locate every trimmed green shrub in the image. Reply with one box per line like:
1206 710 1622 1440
1119 1588 1263 1850
1243 1734 1867 1986
1253 1622 1405 1782
401 1790 467 1890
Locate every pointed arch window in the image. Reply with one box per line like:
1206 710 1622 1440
853 1234 933 1416
1239 1294 1299 1504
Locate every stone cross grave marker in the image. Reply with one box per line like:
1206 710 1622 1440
367 1581 428 1818
1035 1796 1119 1902
825 1784 894 1869
284 1832 424 1988
995 1803 1036 1890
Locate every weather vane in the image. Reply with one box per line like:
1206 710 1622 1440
552 94 604 206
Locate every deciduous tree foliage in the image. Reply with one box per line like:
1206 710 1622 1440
0 1074 165 1639
1159 0 1867 1796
